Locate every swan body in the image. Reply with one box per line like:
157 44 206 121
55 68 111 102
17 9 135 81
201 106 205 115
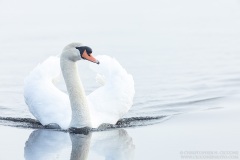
24 43 135 129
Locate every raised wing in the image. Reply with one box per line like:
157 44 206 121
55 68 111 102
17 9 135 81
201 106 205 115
87 55 135 128
24 56 71 129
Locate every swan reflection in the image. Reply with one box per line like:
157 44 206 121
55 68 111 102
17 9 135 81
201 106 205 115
70 133 92 160
24 129 135 160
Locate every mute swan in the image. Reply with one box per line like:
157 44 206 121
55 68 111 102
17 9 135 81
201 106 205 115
24 42 135 129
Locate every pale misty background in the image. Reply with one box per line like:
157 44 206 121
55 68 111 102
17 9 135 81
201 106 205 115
0 0 240 160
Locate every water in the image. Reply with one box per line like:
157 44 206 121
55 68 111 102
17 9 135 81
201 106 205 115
1 0 240 159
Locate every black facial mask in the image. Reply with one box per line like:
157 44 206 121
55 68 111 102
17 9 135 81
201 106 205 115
75 46 92 59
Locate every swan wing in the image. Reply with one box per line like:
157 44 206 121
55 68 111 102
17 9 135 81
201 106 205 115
87 55 135 128
24 56 71 129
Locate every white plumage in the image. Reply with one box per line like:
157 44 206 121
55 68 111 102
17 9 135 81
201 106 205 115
24 55 135 129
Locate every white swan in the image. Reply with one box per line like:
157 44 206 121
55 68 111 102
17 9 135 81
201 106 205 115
24 42 135 129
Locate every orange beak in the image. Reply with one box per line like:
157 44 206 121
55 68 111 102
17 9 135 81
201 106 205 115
82 51 100 64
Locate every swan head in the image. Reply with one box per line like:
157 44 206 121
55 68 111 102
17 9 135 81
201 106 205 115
62 42 99 64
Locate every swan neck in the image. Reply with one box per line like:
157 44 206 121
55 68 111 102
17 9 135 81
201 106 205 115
60 57 92 128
